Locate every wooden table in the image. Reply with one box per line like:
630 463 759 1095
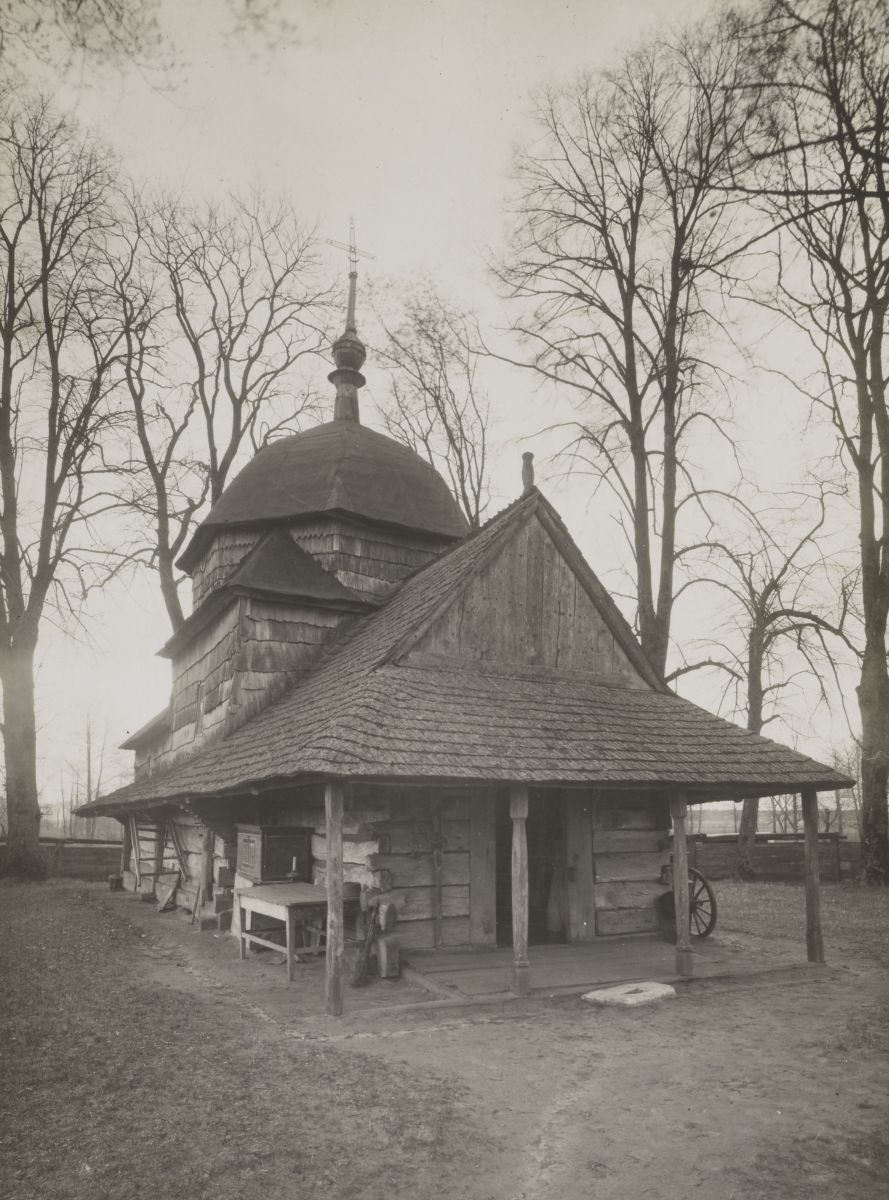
237 882 328 983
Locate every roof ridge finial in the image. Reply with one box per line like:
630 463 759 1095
327 219 375 423
522 451 535 495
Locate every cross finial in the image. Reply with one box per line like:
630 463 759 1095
326 219 375 423
327 219 376 331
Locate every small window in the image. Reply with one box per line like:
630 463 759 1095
194 683 205 734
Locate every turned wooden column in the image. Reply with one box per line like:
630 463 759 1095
510 785 531 996
325 781 345 1016
801 788 825 963
670 791 693 977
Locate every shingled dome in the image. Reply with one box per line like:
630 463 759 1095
178 421 470 573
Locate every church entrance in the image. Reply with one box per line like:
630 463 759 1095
495 791 567 946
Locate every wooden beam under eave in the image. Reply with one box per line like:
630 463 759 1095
670 792 693 977
325 781 346 1016
801 787 825 964
510 785 531 996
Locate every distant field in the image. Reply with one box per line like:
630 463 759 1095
718 880 889 966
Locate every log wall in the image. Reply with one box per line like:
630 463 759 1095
591 791 671 935
120 811 200 898
117 788 674 950
217 785 674 947
367 788 472 949
120 809 230 918
407 513 647 683
168 812 205 908
223 784 481 949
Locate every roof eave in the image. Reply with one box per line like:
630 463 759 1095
118 707 172 751
82 764 854 818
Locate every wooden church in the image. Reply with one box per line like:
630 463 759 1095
81 268 850 1014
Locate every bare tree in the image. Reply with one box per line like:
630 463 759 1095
737 0 889 882
0 99 124 873
113 190 330 630
499 21 758 675
375 286 489 529
0 0 163 65
833 743 863 844
0 0 297 71
669 492 857 877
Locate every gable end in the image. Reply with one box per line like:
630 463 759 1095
400 507 654 686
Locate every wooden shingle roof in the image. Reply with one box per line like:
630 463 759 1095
86 491 852 814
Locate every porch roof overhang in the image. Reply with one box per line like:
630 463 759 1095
78 660 852 818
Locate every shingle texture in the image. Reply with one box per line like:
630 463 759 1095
88 491 851 815
161 530 372 660
178 421 469 571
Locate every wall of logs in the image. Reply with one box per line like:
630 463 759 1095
118 785 674 946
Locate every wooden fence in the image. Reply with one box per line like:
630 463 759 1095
0 837 122 880
686 832 860 883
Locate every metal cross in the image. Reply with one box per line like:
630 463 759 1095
327 218 376 274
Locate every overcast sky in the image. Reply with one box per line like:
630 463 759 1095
25 0 853 811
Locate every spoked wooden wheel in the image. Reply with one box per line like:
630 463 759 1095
688 867 717 938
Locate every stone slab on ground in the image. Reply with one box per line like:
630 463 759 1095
582 981 676 1007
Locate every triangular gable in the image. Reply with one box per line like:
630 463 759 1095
227 530 360 603
393 494 663 690
160 531 372 660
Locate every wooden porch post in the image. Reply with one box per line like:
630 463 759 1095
119 816 132 877
801 788 825 963
325 781 345 1016
200 826 214 901
152 816 165 898
129 812 141 888
670 792 693 977
510 785 531 996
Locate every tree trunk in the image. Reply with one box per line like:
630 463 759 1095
736 632 764 880
736 797 759 881
857 640 889 884
0 639 44 876
157 541 185 631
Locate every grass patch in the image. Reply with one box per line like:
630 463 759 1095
717 880 889 965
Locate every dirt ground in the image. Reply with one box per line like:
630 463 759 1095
1 880 887 1200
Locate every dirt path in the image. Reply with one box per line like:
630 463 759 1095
2 881 887 1199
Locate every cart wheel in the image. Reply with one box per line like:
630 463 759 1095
688 867 717 938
